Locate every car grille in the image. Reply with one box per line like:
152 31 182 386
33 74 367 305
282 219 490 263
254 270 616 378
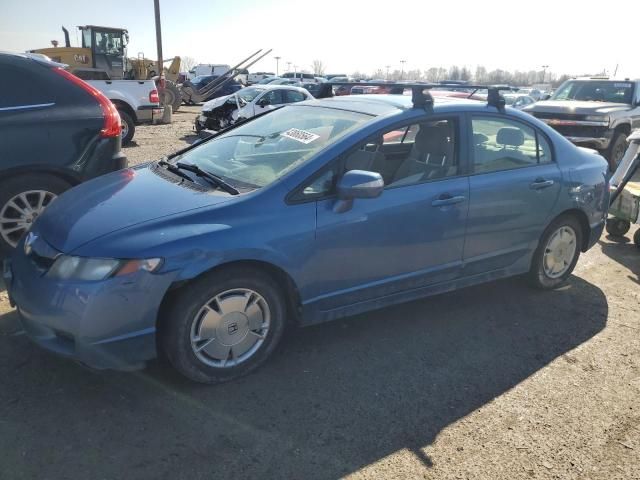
549 125 608 138
531 112 589 121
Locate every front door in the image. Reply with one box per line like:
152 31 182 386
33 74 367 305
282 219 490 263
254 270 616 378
303 116 470 312
463 114 562 274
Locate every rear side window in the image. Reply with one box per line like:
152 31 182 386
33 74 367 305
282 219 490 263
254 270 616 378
0 62 54 108
471 117 552 173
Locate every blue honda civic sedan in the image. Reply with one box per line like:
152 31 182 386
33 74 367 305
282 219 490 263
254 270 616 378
4 85 610 383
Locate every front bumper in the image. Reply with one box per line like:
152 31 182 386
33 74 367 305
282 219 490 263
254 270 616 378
4 243 177 370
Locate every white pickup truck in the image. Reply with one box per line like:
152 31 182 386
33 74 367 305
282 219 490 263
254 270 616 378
86 79 163 145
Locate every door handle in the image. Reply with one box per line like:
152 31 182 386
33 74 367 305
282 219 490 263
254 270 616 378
530 178 555 190
431 194 466 207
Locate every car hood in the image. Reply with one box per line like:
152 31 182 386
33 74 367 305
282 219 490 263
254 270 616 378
202 94 233 111
526 100 631 115
36 165 234 253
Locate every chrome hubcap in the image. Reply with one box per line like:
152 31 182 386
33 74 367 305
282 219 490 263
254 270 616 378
0 190 56 248
190 288 270 368
121 120 129 139
543 226 577 278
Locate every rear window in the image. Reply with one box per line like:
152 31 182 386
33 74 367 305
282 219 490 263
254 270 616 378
0 61 54 108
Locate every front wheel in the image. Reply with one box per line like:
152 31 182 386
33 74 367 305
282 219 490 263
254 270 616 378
160 267 287 384
528 215 583 290
605 132 628 171
634 229 640 249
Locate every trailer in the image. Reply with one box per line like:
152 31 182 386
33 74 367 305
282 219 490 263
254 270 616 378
607 129 640 247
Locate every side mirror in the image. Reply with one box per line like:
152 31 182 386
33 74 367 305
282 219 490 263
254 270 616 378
542 94 551 101
334 170 384 213
257 97 270 107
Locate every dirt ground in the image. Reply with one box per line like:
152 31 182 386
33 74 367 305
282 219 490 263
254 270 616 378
1 108 639 480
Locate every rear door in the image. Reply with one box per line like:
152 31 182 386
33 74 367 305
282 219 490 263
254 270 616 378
463 114 562 274
0 56 55 175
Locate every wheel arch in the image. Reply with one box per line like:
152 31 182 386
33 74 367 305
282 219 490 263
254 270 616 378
547 208 592 252
158 259 303 330
614 122 631 135
111 100 137 123
0 165 81 187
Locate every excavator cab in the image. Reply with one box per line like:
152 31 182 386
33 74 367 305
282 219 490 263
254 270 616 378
78 25 128 79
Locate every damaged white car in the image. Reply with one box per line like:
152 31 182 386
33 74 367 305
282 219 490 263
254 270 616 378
195 85 313 133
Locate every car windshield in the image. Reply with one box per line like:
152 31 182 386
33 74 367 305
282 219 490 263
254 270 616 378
174 106 372 188
551 80 634 104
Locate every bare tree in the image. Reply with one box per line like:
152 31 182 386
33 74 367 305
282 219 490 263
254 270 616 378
181 56 197 72
312 60 326 76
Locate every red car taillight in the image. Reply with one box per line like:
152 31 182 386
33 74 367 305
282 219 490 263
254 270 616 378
149 89 160 104
52 67 121 138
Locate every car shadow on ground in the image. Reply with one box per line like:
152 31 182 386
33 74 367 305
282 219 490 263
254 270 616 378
0 275 607 479
180 134 201 145
599 236 640 285
122 141 140 148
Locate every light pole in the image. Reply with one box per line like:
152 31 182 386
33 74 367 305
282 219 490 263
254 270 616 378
541 65 549 84
400 60 406 80
385 65 390 80
274 56 281 76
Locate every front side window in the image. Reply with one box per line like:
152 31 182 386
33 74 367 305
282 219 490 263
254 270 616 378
344 118 458 187
261 90 285 105
285 90 307 103
471 117 551 173
93 31 123 55
175 105 371 188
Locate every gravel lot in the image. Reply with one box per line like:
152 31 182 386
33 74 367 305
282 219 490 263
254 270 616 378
1 108 639 479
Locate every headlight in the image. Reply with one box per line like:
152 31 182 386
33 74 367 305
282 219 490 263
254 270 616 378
47 256 162 281
585 115 610 124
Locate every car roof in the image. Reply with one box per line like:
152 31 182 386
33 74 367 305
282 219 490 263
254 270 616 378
256 84 307 92
0 50 66 68
302 93 489 116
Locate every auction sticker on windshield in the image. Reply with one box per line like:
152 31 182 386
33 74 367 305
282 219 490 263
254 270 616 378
281 128 320 144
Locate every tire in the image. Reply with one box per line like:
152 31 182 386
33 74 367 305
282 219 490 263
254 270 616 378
0 174 72 255
634 229 640 249
161 81 182 113
605 217 631 237
159 266 288 384
605 131 628 171
118 109 135 145
528 215 583 290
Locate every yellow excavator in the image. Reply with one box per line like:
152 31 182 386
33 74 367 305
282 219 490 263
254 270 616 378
31 25 182 112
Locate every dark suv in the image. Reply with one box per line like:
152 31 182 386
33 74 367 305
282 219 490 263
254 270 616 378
525 78 640 169
0 52 126 254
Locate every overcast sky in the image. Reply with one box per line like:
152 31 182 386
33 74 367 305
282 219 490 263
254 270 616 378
2 0 639 79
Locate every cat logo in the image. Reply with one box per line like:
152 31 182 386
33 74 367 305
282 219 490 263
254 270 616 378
73 54 89 64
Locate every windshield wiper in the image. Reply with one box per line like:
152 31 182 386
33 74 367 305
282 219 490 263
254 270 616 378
158 159 194 182
175 162 240 195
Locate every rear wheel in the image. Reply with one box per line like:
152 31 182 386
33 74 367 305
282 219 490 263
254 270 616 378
528 215 583 290
161 81 182 113
118 109 135 145
0 174 71 255
633 229 640 249
605 217 631 237
160 266 287 384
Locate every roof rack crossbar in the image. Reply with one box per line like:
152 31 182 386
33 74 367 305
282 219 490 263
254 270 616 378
315 82 517 110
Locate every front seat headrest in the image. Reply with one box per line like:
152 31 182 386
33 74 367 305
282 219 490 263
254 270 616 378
496 127 524 147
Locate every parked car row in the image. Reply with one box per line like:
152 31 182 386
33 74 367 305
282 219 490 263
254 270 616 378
4 72 620 385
